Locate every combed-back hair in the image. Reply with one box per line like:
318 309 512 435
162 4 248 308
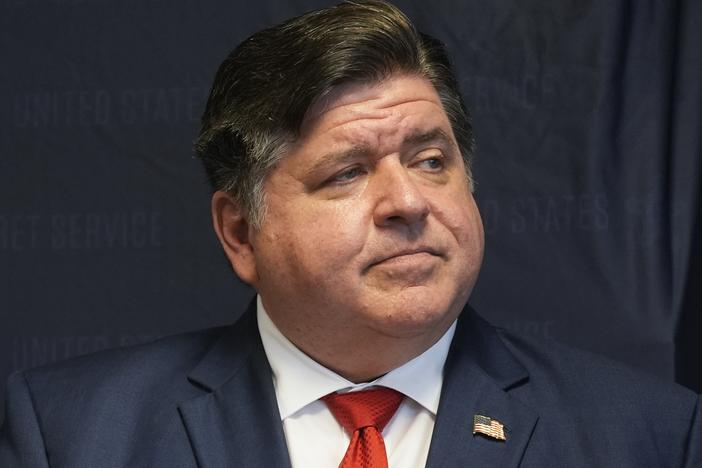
195 0 473 227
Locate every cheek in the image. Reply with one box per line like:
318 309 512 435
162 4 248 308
459 199 484 250
462 200 485 245
307 206 369 273
260 200 369 280
434 193 484 256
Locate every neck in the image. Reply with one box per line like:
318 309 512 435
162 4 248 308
273 314 456 383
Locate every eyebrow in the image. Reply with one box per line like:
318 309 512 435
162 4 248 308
306 127 456 177
402 127 456 151
304 145 374 179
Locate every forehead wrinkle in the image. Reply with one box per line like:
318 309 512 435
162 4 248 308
307 94 445 138
317 110 397 138
336 109 453 151
376 97 444 111
303 73 445 129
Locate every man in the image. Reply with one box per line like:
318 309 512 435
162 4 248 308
1 1 700 467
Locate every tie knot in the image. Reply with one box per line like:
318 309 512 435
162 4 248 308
322 387 404 434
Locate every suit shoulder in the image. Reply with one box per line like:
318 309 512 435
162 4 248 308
482 326 701 466
18 326 228 405
495 327 698 411
2 326 241 466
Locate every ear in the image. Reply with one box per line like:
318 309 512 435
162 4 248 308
211 190 258 285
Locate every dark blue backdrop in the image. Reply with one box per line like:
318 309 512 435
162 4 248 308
1 0 700 423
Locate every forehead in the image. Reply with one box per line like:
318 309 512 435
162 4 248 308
299 75 452 147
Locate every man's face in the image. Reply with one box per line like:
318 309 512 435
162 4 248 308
240 74 483 358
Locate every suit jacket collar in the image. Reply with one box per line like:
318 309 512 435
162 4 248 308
178 302 537 468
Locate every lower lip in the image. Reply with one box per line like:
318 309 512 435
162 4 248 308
375 252 438 267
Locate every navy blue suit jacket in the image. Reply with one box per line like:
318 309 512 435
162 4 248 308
1 304 700 467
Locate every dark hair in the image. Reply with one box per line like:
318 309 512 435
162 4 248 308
195 0 473 227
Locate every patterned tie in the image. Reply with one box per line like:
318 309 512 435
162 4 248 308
322 387 404 468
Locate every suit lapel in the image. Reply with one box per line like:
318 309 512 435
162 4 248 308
175 302 537 467
426 308 539 468
178 303 291 468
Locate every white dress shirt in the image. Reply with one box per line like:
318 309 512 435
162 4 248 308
256 296 456 468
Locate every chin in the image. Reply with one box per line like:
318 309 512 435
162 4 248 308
363 292 460 339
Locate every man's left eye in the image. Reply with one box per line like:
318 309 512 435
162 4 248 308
418 157 444 170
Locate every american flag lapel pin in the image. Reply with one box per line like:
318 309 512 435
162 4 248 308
473 414 507 441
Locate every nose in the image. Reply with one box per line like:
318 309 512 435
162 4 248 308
371 159 430 229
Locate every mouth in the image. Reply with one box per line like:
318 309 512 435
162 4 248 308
366 247 442 269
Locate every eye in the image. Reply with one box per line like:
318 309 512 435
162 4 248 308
417 155 444 171
330 166 364 184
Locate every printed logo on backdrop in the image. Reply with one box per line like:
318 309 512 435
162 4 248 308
462 73 558 113
12 87 209 128
625 194 687 252
459 67 598 115
480 192 609 235
479 192 688 254
0 211 163 251
9 72 579 127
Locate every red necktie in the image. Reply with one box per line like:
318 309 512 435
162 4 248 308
322 387 404 468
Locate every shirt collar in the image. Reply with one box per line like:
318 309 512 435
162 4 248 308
256 295 456 420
